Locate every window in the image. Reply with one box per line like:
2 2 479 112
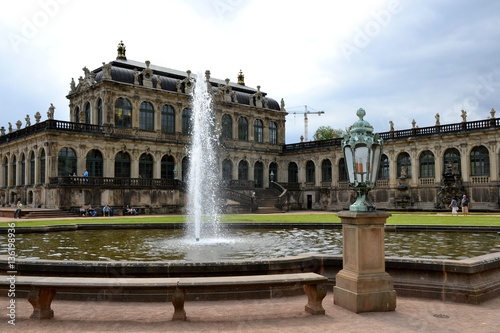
321 159 332 182
238 160 249 180
269 162 278 182
378 154 389 180
470 146 490 176
115 98 132 128
254 161 263 187
238 117 248 141
306 160 315 183
97 98 103 125
20 153 26 185
181 157 189 182
254 119 263 143
222 159 232 182
269 121 277 144
221 115 233 139
2 157 7 187
397 152 411 178
12 156 16 186
114 151 131 178
288 162 298 183
161 155 175 179
139 102 154 131
57 147 77 177
161 104 175 134
84 102 91 123
139 153 154 178
29 152 35 185
443 148 461 175
74 106 80 123
419 150 435 178
339 158 348 181
40 150 46 184
86 150 103 177
182 108 192 135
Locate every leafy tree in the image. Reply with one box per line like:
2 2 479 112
313 126 344 141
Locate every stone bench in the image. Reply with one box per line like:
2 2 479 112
2 273 328 321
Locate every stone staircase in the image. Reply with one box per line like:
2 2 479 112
254 188 283 214
21 209 79 219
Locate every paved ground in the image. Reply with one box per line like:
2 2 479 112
1 293 499 332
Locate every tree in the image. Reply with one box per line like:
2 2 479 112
313 126 344 141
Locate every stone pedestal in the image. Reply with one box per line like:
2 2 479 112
334 211 396 313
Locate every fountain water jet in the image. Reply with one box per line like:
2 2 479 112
186 71 223 242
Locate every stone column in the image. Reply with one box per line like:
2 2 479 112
334 211 396 313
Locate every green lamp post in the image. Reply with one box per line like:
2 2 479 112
342 108 383 211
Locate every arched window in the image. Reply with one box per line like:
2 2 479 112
84 102 91 124
321 159 332 182
2 156 8 187
58 147 77 177
86 149 103 177
181 157 189 182
12 156 17 186
74 106 80 123
378 154 389 180
306 160 315 183
20 153 26 186
114 151 131 178
40 149 46 184
182 108 192 135
339 158 348 181
443 148 461 175
139 153 154 179
269 121 277 144
397 152 411 178
470 146 490 176
288 162 298 183
419 150 435 178
254 161 264 187
238 117 248 141
254 119 263 143
161 155 175 179
97 98 103 125
29 151 35 185
139 101 154 131
269 162 278 182
238 160 249 180
161 104 175 134
222 159 232 183
221 114 233 139
115 98 132 128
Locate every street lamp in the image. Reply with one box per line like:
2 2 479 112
342 108 383 211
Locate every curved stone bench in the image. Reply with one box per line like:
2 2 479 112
2 273 328 321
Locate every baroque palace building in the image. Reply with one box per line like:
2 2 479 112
0 42 499 213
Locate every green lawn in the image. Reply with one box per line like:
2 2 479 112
3 212 500 227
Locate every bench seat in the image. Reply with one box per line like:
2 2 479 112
3 273 328 321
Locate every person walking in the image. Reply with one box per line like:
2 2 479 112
449 197 458 216
13 200 23 219
461 194 470 216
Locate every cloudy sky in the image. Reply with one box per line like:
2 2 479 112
1 0 499 143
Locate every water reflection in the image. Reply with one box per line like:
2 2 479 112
1 228 497 262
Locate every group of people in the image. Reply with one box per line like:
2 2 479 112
449 195 470 216
79 204 138 217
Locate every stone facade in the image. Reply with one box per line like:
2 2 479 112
0 43 499 212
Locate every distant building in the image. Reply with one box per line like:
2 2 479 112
0 42 498 212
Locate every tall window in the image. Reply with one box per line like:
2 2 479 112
397 152 411 178
161 155 175 179
221 114 233 139
269 162 278 182
269 121 277 144
161 104 175 133
238 160 249 180
139 153 154 178
74 106 80 123
2 157 7 187
378 154 389 180
419 150 435 178
12 156 16 186
254 119 263 143
29 152 35 185
288 162 298 183
182 108 192 135
40 150 46 184
254 161 263 187
97 98 103 125
84 102 91 123
238 117 248 141
339 158 348 181
58 147 77 177
86 149 103 177
20 153 26 186
443 148 461 174
139 102 154 131
470 145 490 176
222 159 232 182
115 98 132 128
114 151 131 178
321 159 332 182
181 157 189 182
306 160 315 183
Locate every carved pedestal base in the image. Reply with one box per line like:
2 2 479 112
304 283 327 315
27 288 56 319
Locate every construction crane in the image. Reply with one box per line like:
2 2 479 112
289 105 325 142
